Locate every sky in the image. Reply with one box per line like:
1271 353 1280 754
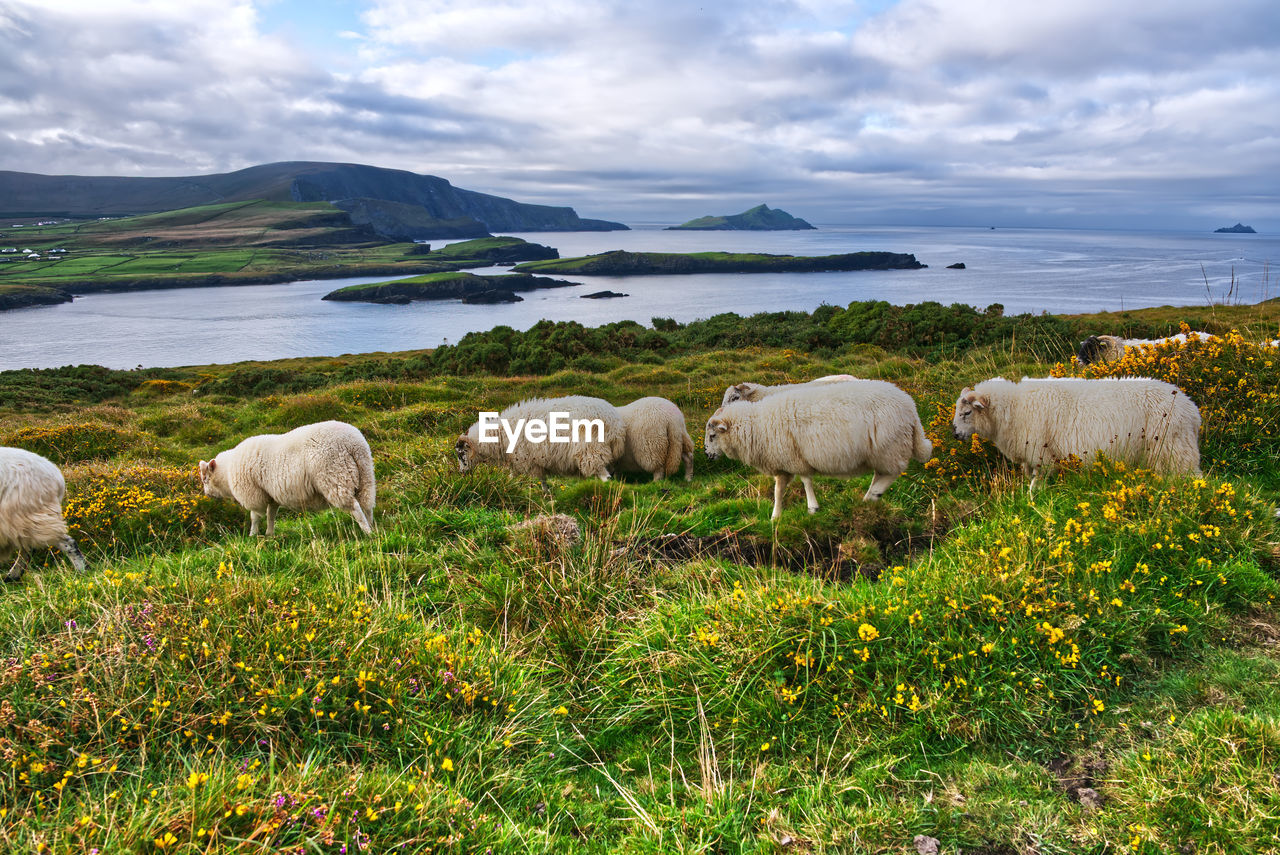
1 0 1278 230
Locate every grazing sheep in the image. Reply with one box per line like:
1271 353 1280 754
615 396 695 481
456 396 625 482
0 447 87 582
1076 332 1214 366
952 376 1201 484
704 381 932 519
198 421 375 536
721 374 857 406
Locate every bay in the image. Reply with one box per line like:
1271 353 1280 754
1 224 1275 371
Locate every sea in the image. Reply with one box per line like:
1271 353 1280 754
0 224 1275 371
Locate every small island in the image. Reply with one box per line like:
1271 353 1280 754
321 271 577 304
513 249 924 276
1214 223 1257 234
666 204 815 231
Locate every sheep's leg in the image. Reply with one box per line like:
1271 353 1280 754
265 504 279 536
249 510 263 536
4 551 25 583
57 536 87 571
652 471 663 482
771 474 793 520
683 451 694 482
801 476 820 513
344 496 374 534
863 471 899 501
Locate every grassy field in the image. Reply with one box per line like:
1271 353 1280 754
1 302 1279 853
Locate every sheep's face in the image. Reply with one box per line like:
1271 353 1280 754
721 383 758 407
1076 336 1103 366
704 416 729 459
198 458 229 499
455 434 476 473
951 389 988 440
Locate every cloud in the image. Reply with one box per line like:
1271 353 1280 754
0 0 1277 228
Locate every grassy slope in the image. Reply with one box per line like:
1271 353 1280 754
1 306 1279 853
0 201 444 295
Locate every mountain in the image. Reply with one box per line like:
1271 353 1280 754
666 204 815 231
0 161 628 238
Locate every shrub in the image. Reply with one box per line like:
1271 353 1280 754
3 422 146 464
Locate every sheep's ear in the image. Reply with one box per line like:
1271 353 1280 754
973 396 989 411
206 459 216 473
733 383 750 392
709 418 729 434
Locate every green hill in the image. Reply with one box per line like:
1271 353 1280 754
667 203 815 230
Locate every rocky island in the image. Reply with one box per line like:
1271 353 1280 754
666 204 815 231
513 249 924 275
1214 223 1257 233
321 271 577 304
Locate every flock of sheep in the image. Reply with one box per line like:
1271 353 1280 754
2 329 1211 582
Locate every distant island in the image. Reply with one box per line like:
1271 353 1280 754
666 204 815 231
513 249 924 275
1214 223 1257 234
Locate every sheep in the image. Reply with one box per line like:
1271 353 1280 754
704 380 932 519
720 374 857 406
1076 332 1215 366
456 396 625 482
951 376 1201 484
0 447 87 582
615 396 695 481
198 421 375 536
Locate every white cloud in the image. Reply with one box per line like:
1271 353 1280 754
0 0 1276 227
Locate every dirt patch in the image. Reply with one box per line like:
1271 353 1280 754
1046 753 1110 808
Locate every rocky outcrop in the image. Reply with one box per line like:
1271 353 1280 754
515 249 925 275
946 262 966 269
462 289 523 304
1214 223 1257 233
0 284 74 312
580 290 629 299
667 204 815 231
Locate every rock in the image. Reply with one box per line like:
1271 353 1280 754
370 294 412 305
946 262 966 269
914 835 941 855
1076 787 1102 811
1214 223 1256 233
462 289 522 304
580 290 629 299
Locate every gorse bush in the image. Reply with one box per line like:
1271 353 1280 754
1054 327 1280 487
62 465 243 555
3 422 146 464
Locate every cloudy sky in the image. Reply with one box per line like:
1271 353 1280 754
1 0 1277 229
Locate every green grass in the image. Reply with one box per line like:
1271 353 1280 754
1 311 1279 853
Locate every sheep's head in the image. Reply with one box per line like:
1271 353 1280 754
704 415 730 459
455 433 477 473
197 457 229 499
951 388 989 440
1076 336 1104 365
721 382 761 407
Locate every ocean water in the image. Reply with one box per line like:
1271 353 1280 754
1 225 1274 370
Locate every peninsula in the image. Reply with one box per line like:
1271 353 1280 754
666 204 815 231
512 249 924 275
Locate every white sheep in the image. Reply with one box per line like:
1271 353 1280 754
0 447 87 582
456 396 625 482
615 396 695 481
198 420 375 536
721 374 857 406
952 376 1201 484
1076 332 1215 366
704 380 932 519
